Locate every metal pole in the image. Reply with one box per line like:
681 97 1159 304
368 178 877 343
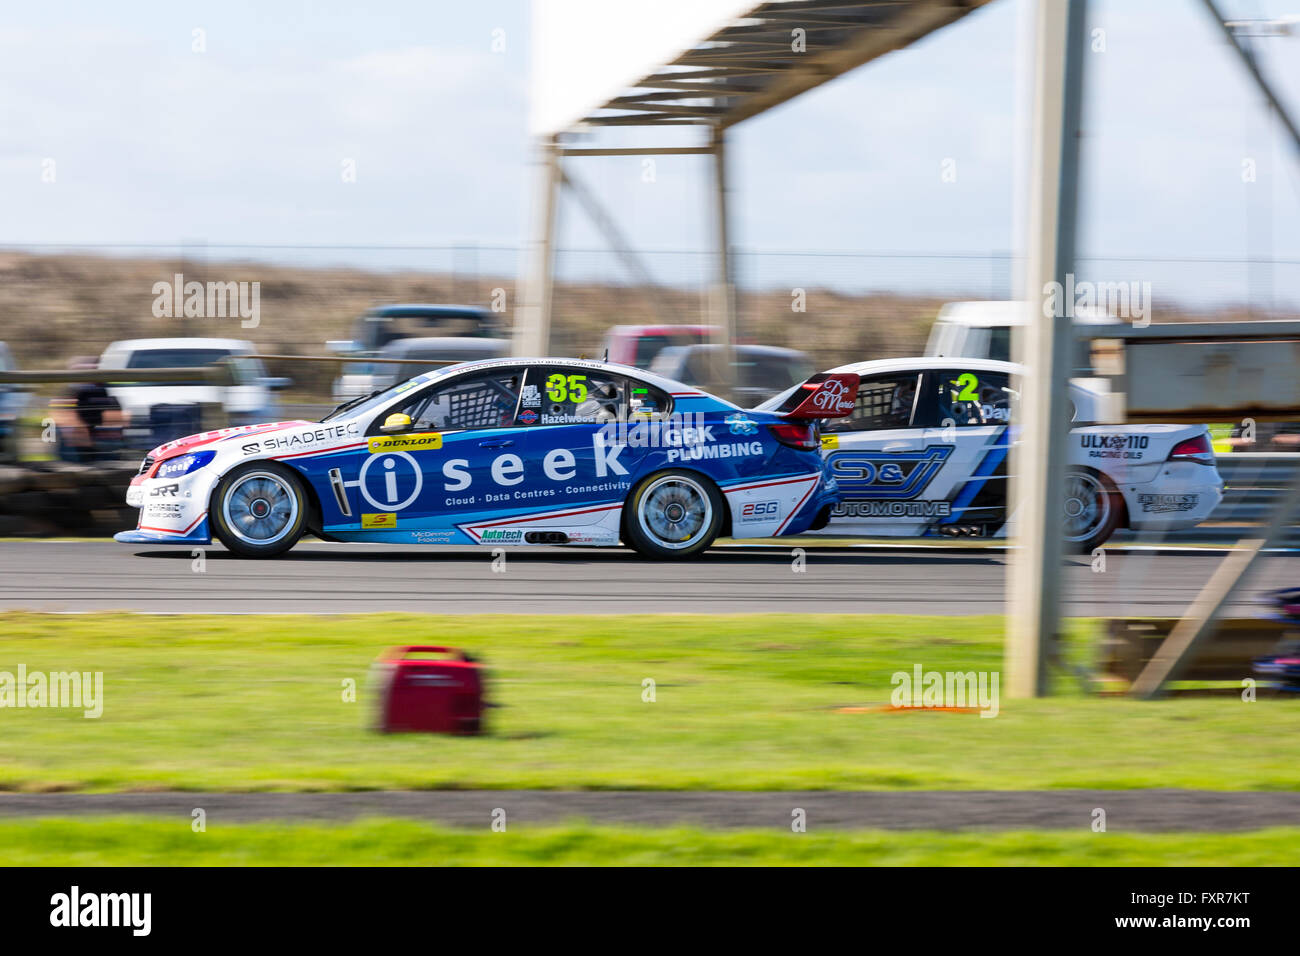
709 126 737 402
559 166 675 323
1006 0 1087 698
1130 464 1300 698
513 136 562 357
1200 0 1300 160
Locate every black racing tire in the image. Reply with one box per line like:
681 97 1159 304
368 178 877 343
622 469 725 560
210 462 308 558
1062 466 1123 554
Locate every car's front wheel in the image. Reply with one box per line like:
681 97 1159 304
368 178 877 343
1062 467 1122 553
210 463 307 558
623 470 724 560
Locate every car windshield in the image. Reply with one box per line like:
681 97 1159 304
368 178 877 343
737 354 812 390
634 336 673 368
319 372 437 422
126 348 233 368
988 327 1012 362
755 382 800 412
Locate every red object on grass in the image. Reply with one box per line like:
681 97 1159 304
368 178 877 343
373 646 485 734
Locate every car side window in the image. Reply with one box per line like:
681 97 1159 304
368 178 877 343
825 373 920 432
933 370 1016 427
626 379 672 418
515 366 625 426
375 368 524 434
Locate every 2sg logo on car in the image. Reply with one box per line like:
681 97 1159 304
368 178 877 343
740 500 779 522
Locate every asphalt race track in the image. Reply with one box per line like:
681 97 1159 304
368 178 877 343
1 540 1296 615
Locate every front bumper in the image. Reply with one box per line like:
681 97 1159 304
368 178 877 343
114 518 211 545
119 469 214 545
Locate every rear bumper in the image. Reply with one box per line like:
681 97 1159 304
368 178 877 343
778 483 840 537
1122 463 1224 531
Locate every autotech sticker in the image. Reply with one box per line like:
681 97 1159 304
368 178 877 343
367 432 443 453
361 513 397 528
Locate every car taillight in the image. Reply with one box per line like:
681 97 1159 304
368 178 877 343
768 422 818 451
1168 434 1214 465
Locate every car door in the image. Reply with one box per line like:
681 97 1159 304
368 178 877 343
913 367 1017 535
483 363 651 542
348 366 528 537
819 371 937 536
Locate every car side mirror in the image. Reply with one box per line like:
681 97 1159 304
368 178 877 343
380 412 412 433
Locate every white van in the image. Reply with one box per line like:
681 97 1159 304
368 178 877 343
924 301 1122 375
98 337 291 428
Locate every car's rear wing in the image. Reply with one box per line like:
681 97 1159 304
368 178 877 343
766 372 859 418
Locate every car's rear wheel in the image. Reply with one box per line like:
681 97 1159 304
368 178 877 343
211 463 307 558
623 470 724 560
1062 467 1122 553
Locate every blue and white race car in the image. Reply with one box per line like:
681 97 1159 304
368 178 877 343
117 358 858 559
767 357 1225 551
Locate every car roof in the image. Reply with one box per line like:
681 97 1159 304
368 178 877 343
934 301 1022 327
669 343 809 359
103 338 255 352
934 300 1122 327
384 337 507 354
430 356 703 396
365 304 489 318
605 324 719 336
829 356 1024 376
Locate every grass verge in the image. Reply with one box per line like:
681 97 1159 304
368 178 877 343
0 611 1295 792
3 817 1297 865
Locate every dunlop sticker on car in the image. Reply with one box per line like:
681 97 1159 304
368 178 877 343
361 513 398 529
368 432 442 453
821 435 839 450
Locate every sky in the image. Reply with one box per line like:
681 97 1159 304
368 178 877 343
0 0 1297 306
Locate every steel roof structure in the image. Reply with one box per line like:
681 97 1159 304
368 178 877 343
561 0 995 138
521 0 1300 702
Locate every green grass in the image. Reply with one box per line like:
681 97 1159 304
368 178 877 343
3 817 1297 865
0 611 1295 793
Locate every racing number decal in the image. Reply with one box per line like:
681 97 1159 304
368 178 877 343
953 373 980 402
545 373 588 403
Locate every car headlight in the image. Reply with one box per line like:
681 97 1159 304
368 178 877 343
155 450 216 479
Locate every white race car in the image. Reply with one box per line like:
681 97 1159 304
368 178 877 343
767 357 1224 551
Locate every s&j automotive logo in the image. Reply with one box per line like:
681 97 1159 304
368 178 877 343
829 445 953 500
